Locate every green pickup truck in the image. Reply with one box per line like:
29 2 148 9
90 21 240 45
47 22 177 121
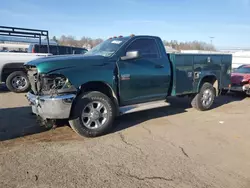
25 35 232 137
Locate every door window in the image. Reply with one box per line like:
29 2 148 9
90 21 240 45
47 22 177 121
126 38 159 58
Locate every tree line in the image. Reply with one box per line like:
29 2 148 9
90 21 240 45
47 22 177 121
53 35 216 51
53 35 103 49
163 40 216 51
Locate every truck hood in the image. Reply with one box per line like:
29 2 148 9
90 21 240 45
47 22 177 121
24 54 108 73
231 73 250 84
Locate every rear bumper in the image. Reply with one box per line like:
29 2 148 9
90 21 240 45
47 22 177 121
26 92 76 120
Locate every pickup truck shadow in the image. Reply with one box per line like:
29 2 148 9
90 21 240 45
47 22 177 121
0 84 9 93
0 93 245 141
0 106 48 141
112 94 246 133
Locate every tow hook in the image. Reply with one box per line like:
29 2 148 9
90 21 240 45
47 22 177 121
36 117 57 129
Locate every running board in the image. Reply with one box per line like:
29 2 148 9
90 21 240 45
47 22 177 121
119 100 169 115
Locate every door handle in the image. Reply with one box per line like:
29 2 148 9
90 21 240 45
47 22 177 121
155 64 164 68
121 74 130 80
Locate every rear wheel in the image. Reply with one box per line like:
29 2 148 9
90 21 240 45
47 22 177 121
191 82 215 111
69 91 115 137
6 71 30 93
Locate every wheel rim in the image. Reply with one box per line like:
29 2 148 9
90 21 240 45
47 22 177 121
81 101 108 129
11 76 27 90
201 89 213 107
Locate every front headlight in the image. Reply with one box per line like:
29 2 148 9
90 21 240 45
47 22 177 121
241 79 250 84
40 74 76 95
51 75 70 90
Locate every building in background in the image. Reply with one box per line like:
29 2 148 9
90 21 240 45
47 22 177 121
231 51 250 69
0 36 57 52
0 43 29 52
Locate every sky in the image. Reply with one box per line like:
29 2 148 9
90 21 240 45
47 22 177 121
0 0 250 49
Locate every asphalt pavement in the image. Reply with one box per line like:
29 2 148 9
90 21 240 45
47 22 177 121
1 88 250 188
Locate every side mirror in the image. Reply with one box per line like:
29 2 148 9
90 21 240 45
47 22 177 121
121 51 140 61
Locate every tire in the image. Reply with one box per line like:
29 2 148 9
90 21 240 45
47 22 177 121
6 71 30 93
245 91 250 97
69 91 115 137
191 82 215 111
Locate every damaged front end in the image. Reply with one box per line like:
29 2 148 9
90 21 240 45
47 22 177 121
230 80 250 96
26 65 77 96
242 82 250 95
25 65 77 122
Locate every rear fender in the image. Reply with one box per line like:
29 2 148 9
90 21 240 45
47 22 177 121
197 74 219 96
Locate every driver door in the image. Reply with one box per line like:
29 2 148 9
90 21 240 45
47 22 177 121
118 37 171 106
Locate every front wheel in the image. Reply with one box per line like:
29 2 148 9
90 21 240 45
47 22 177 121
6 71 30 93
191 82 215 111
69 91 115 137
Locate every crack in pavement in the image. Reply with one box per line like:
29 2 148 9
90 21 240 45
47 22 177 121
179 146 189 158
124 173 174 182
106 164 173 183
118 132 144 154
116 166 173 183
170 142 176 147
108 144 124 151
142 126 152 135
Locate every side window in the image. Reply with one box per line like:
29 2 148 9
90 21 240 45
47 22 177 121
58 46 72 54
37 45 48 53
126 38 159 58
58 46 67 54
49 46 58 55
66 47 71 54
35 45 56 54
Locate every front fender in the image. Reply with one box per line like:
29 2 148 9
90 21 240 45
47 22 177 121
49 62 117 93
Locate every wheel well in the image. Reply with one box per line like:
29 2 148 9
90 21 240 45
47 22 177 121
79 81 119 114
200 75 219 96
1 63 26 82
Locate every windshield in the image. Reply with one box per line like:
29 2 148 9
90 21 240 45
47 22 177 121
233 66 250 74
84 37 129 57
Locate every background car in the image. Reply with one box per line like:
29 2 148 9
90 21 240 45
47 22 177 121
230 65 250 96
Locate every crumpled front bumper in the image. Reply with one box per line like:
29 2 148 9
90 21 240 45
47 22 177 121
26 92 76 120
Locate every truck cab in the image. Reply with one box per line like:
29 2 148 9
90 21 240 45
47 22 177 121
25 35 232 137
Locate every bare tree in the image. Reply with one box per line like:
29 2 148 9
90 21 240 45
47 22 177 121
163 40 216 51
56 35 103 48
56 35 216 51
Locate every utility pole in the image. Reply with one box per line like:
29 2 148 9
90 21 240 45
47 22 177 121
209 36 214 53
209 36 214 45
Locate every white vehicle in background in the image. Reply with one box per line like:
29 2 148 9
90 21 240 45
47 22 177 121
0 43 29 53
0 52 51 92
232 51 250 69
0 25 52 93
